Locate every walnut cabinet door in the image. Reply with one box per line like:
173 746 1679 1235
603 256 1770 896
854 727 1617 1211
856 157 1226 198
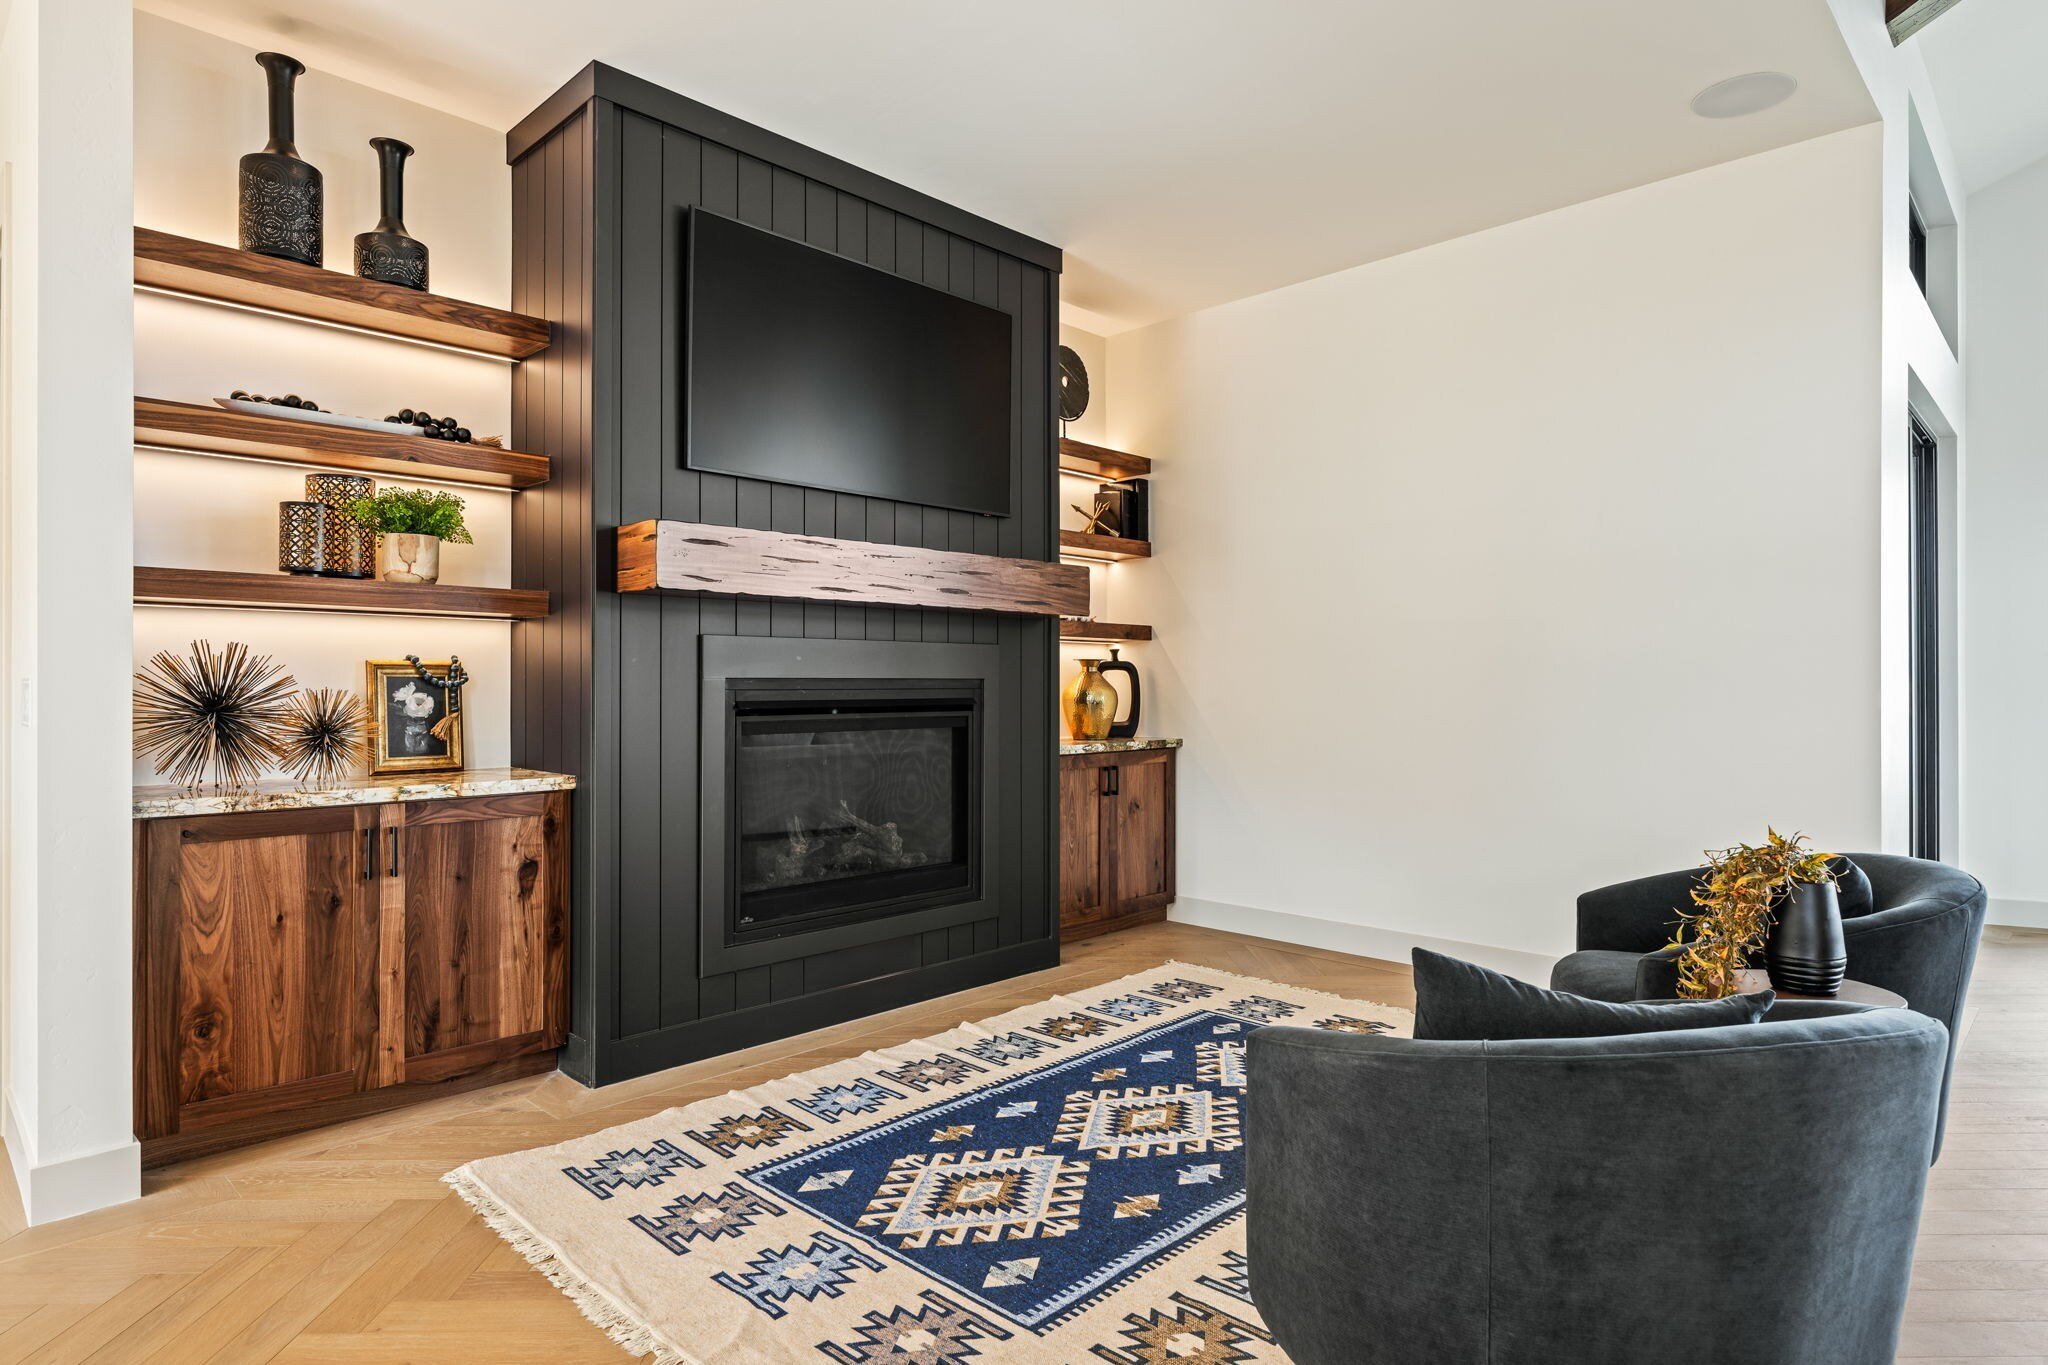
390 791 570 1084
135 806 382 1141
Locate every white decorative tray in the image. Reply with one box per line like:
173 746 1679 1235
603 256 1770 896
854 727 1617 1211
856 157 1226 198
217 397 426 437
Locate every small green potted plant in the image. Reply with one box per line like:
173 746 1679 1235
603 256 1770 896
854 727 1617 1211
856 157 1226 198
346 486 474 584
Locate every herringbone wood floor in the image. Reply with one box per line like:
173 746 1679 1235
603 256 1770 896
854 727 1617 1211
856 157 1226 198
0 921 2037 1362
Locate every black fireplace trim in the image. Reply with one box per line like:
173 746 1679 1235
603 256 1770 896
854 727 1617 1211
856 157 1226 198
699 636 1005 978
723 680 985 944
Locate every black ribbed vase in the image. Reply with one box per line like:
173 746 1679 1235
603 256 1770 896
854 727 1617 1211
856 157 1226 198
238 52 323 266
353 137 428 290
1765 880 1848 996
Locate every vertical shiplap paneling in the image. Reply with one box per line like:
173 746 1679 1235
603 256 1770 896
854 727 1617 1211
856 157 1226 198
800 176 840 647
945 234 980 646
829 194 871 642
732 154 777 636
918 222 952 644
766 159 808 642
695 140 741 644
659 125 705 1028
583 104 621 1042
995 256 1026 947
864 205 903 642
615 108 665 1038
972 244 1003 648
510 104 611 1069
1018 263 1054 944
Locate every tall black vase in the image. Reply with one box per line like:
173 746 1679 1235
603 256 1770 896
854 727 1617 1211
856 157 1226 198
238 52 323 267
354 137 428 290
1765 880 1848 996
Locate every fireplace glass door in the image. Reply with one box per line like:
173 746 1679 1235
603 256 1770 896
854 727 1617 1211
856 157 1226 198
728 687 979 940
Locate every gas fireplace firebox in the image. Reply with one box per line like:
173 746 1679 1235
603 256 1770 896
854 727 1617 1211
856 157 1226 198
728 683 981 940
698 636 1009 980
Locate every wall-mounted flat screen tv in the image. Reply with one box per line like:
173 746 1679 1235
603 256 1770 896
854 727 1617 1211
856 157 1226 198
685 207 1014 517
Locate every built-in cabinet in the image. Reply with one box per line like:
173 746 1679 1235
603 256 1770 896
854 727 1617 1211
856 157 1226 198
1059 748 1177 940
134 789 568 1165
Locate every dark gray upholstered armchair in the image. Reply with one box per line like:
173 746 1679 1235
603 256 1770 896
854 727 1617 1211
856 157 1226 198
1246 1005 1948 1365
1551 852 1985 1154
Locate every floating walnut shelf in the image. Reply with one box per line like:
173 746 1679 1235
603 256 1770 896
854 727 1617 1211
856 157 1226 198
617 520 1090 617
134 227 552 359
135 398 550 490
1060 530 1151 561
135 567 549 620
1058 437 1151 482
1060 620 1154 643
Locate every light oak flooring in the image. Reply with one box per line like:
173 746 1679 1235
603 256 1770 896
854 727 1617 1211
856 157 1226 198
0 920 2037 1363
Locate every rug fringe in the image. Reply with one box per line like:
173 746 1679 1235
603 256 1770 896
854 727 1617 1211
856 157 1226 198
443 1167 697 1365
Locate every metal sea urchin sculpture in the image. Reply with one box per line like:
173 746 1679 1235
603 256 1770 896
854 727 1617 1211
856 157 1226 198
133 640 298 788
274 687 367 784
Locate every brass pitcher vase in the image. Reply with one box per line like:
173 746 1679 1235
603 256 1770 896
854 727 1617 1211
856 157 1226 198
1061 659 1119 741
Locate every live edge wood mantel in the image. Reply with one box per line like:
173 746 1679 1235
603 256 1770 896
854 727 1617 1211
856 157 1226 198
616 519 1090 616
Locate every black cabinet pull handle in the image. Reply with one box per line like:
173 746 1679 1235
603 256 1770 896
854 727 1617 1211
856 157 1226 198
362 828 373 880
387 827 400 878
1107 765 1120 797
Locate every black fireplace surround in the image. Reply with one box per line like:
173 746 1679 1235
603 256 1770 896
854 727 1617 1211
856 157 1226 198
511 64 1062 1086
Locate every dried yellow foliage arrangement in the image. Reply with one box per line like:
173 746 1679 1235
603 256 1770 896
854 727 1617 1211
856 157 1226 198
1669 828 1836 1000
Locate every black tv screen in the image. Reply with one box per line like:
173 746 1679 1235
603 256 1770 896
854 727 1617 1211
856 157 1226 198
685 208 1013 517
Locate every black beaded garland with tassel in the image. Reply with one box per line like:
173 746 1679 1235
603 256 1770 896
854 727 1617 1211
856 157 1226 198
274 688 368 784
404 653 468 747
133 641 298 788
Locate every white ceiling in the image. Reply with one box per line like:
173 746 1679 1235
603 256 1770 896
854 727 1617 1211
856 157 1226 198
1917 0 2048 194
138 0 1876 334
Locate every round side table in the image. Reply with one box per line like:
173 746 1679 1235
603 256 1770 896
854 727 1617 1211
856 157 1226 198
1731 968 1905 1008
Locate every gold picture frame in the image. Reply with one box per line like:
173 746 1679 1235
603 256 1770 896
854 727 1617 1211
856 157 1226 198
364 659 463 775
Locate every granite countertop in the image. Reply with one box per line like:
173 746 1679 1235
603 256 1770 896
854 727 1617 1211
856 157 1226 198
134 766 577 819
1058 737 1184 756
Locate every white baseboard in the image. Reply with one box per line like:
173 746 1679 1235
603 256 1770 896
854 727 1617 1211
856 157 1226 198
1168 897 1563 984
2 1088 140 1227
1988 897 2048 930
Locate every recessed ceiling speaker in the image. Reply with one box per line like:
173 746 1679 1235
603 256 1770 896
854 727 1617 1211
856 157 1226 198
1690 71 1799 119
1058 345 1091 425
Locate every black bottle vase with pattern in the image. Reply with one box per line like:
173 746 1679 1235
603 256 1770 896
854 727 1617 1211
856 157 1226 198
1764 879 1848 996
238 52 323 267
353 137 428 290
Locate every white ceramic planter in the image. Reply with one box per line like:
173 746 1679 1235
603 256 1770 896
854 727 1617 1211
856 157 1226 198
380 533 441 583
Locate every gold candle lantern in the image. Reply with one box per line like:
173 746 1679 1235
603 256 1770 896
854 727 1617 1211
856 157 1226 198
303 473 376 578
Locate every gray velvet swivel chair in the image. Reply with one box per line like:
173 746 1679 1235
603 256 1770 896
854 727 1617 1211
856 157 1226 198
1245 1005 1948 1365
1552 852 1985 1154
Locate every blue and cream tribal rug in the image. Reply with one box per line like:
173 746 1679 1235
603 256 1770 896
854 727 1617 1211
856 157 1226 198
446 962 1411 1363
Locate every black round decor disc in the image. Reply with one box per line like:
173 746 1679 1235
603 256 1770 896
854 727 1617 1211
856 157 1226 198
1058 345 1091 423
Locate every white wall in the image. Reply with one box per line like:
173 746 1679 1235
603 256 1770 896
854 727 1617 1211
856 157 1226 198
1 0 140 1224
1106 127 1887 962
1960 149 2048 926
132 12 514 785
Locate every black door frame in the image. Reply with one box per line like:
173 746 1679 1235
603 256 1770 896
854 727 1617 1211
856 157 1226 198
1908 412 1941 861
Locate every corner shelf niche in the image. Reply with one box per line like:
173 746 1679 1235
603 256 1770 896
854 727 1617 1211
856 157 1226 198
135 398 551 490
134 568 549 621
134 227 552 360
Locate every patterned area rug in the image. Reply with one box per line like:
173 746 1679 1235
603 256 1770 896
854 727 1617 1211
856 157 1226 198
446 962 1412 1363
